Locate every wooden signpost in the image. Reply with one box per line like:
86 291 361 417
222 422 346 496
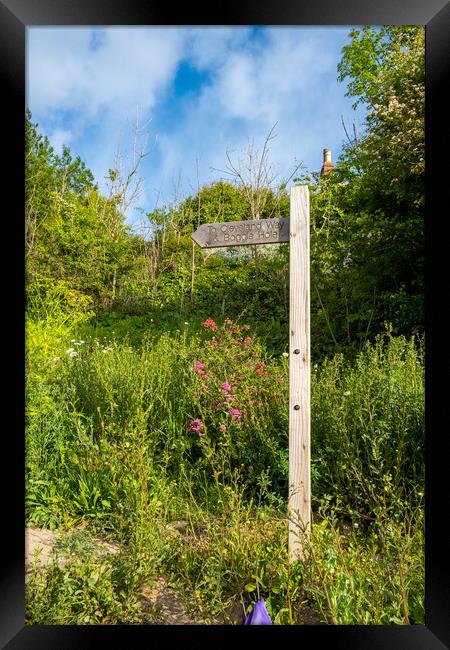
191 185 310 561
191 217 290 248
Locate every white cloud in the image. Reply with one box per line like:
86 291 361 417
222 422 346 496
145 27 365 211
185 27 252 70
27 26 188 223
47 128 73 154
27 27 186 120
27 26 366 223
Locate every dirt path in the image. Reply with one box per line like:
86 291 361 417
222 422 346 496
25 527 322 625
25 527 208 624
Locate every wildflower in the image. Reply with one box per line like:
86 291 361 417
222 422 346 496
243 337 252 349
203 318 218 332
255 361 267 377
188 419 205 436
219 424 226 432
244 599 272 625
66 348 77 358
228 407 243 422
211 339 218 348
282 352 289 357
224 319 234 325
242 324 251 331
343 391 351 396
184 321 189 325
194 360 205 375
202 373 209 380
221 382 231 395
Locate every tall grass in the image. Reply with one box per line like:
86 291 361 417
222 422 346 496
25 314 424 625
311 328 424 523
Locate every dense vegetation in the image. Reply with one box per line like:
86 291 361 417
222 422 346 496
25 26 424 625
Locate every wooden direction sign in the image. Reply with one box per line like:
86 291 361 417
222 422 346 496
191 186 310 562
191 217 290 248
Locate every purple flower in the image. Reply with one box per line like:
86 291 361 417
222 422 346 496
244 599 272 625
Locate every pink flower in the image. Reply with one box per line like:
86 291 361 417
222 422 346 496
211 339 218 347
203 318 218 332
221 382 231 395
194 360 205 374
228 407 243 422
189 418 205 435
242 324 251 331
219 424 226 432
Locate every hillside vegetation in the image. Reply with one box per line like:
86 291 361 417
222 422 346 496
25 26 424 625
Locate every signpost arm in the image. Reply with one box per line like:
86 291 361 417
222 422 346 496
288 185 311 561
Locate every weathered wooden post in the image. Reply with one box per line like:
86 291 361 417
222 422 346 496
191 185 310 561
288 185 310 561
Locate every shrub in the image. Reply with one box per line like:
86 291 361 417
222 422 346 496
311 329 424 522
185 318 288 500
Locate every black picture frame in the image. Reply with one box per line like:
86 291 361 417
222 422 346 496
1 0 448 647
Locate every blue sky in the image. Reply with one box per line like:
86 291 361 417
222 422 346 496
26 26 367 230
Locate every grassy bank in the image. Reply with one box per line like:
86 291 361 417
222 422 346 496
25 314 424 625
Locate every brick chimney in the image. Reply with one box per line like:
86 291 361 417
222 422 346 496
320 148 335 176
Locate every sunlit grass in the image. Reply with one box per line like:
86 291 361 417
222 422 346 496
25 315 424 625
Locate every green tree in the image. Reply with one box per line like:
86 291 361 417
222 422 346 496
25 111 147 313
307 26 424 357
146 180 290 323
